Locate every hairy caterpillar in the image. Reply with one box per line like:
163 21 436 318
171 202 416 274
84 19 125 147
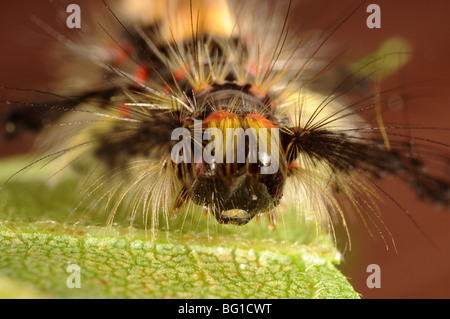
1 0 450 297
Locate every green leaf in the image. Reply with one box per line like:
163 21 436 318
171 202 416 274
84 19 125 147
0 157 359 299
350 37 412 80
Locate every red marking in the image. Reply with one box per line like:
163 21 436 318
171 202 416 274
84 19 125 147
163 68 187 94
204 111 237 124
164 85 172 94
246 113 276 128
133 65 150 88
103 41 132 68
174 69 185 81
118 103 130 117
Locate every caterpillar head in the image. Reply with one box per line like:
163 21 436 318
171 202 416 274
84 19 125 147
177 87 288 225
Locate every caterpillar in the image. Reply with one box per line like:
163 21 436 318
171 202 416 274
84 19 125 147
1 0 449 255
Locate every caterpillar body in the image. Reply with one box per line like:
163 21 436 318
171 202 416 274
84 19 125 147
1 0 449 252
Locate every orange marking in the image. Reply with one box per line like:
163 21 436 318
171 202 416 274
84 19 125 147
288 161 299 171
246 113 276 128
193 83 211 94
249 85 277 109
249 85 267 98
204 111 237 124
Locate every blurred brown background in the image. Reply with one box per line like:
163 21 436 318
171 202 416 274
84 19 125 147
0 0 449 298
